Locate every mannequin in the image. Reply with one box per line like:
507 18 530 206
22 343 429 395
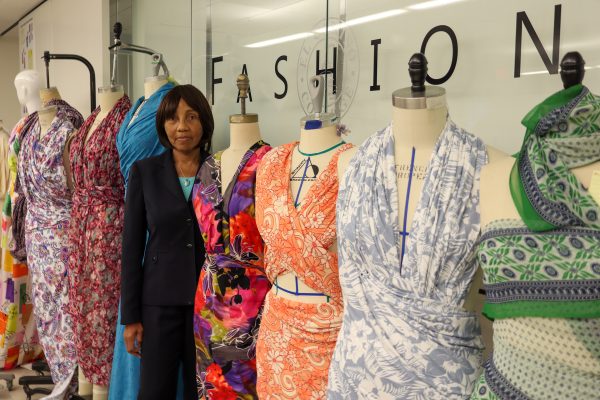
328 54 502 399
192 74 271 399
481 52 598 221
40 86 61 105
254 75 353 400
88 85 125 139
273 76 348 304
17 85 82 400
471 52 600 400
338 59 504 319
38 105 58 137
14 70 41 113
38 87 62 136
221 74 263 188
126 75 169 129
76 86 126 400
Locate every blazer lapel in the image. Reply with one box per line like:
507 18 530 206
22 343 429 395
161 150 189 204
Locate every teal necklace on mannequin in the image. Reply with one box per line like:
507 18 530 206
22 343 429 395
297 140 346 157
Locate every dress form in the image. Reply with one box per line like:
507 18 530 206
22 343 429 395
338 54 503 327
38 105 58 137
38 87 62 137
40 86 61 105
87 85 125 141
145 75 168 99
275 76 349 304
14 70 42 113
128 75 168 128
77 92 125 400
481 52 597 226
221 74 263 188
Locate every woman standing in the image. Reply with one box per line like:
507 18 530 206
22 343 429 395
120 84 213 400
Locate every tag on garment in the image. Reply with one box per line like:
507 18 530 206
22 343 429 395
589 170 600 205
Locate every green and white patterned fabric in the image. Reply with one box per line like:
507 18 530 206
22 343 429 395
472 86 600 400
510 85 600 232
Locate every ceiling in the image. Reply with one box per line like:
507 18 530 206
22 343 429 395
0 0 42 36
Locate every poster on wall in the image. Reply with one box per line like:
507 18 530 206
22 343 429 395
18 17 35 71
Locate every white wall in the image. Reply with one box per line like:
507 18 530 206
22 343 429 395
22 0 109 118
0 34 21 132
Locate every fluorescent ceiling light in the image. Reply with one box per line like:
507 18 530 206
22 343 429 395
245 32 313 48
408 0 465 10
314 9 406 33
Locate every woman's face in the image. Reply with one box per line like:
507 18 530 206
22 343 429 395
164 99 203 153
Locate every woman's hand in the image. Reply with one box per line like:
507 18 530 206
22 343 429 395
124 323 144 358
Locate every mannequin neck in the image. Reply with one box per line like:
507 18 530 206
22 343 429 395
38 106 58 136
229 122 262 151
144 77 168 98
97 89 124 118
391 103 447 149
40 87 61 105
298 124 341 154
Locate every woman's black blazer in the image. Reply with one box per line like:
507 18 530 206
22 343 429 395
120 150 206 325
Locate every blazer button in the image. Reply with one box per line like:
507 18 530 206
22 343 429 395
152 256 157 262
186 218 192 223
186 243 193 248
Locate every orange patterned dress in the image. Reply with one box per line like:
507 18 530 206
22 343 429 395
255 141 352 400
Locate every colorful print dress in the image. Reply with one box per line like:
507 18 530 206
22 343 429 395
471 85 600 399
68 95 131 386
193 141 272 399
255 142 353 400
0 115 43 369
329 120 488 399
18 107 80 398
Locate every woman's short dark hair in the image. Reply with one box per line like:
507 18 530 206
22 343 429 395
156 84 214 153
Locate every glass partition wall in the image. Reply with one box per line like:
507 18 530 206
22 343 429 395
110 0 600 152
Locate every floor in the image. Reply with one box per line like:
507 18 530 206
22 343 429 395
0 366 54 400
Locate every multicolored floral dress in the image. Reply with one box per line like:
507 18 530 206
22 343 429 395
0 115 42 369
471 85 600 399
193 141 272 399
18 108 79 398
255 142 353 400
68 95 131 386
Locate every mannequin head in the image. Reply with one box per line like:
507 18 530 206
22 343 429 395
14 70 42 113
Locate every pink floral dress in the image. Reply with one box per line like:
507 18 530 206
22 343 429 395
68 95 131 386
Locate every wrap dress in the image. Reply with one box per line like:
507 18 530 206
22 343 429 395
19 104 82 399
193 141 272 399
68 95 132 385
329 120 488 399
255 142 353 400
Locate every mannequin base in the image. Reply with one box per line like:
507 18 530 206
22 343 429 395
78 369 108 399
